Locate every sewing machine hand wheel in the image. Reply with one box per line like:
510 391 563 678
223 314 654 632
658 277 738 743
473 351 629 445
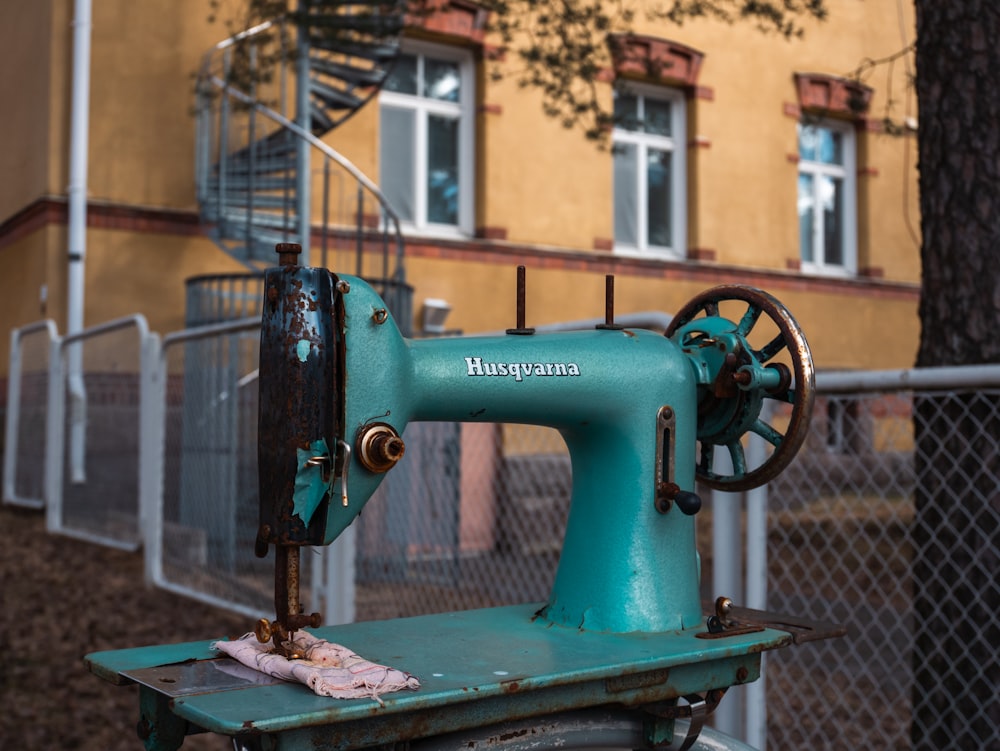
666 285 815 492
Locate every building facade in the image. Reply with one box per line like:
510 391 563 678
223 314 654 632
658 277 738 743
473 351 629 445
0 0 920 374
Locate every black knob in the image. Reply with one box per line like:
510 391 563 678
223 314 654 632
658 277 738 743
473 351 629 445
674 491 703 516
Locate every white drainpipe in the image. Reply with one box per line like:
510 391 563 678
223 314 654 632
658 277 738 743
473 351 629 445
67 0 92 483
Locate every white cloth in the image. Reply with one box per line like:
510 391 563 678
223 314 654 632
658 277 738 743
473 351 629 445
213 630 420 704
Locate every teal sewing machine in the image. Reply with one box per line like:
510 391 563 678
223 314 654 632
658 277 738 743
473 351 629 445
87 245 838 750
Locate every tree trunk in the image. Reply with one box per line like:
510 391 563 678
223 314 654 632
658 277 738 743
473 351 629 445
912 2 1000 748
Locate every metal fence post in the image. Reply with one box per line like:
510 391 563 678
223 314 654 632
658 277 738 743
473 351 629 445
45 335 66 533
4 326 24 505
318 527 357 626
67 340 88 484
711 444 744 738
140 331 164 585
744 402 771 750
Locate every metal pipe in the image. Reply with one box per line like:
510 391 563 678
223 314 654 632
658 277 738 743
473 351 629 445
743 403 770 749
246 44 258 253
67 0 92 485
817 364 1000 393
67 0 91 338
711 445 743 739
295 0 311 264
219 48 231 232
321 160 330 269
355 184 364 275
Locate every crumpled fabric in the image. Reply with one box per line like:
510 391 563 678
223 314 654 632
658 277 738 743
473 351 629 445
213 630 420 704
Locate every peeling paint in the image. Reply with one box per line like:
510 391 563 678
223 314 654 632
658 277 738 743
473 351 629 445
296 339 311 362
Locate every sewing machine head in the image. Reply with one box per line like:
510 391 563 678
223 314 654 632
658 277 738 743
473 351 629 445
253 244 814 653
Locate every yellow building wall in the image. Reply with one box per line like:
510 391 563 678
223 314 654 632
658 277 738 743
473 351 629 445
80 229 248 333
0 1 61 222
420 0 920 280
475 77 614 249
85 1 225 210
0 232 57 352
0 0 921 380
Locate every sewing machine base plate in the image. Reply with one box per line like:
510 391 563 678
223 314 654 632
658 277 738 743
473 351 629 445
85 603 822 750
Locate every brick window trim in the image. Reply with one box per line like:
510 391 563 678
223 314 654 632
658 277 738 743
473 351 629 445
406 0 489 45
794 72 873 120
608 34 705 88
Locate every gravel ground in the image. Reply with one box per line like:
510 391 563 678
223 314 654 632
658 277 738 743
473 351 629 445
0 504 248 751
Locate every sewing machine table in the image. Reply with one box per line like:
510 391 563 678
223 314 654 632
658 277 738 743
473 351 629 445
87 603 798 750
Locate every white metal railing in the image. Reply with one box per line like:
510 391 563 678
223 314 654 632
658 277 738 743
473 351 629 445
4 319 61 509
44 314 156 551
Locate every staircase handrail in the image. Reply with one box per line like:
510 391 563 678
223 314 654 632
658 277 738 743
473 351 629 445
198 18 282 82
199 72 405 277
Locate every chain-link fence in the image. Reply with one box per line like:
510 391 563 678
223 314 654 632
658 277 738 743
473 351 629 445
763 376 1000 750
45 316 154 550
10 309 998 750
356 423 570 620
3 320 59 509
153 320 277 616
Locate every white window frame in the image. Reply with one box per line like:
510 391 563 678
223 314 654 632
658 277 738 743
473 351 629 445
797 118 858 276
379 40 475 238
612 84 687 258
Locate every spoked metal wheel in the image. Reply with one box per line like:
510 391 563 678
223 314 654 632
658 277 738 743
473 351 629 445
666 285 815 492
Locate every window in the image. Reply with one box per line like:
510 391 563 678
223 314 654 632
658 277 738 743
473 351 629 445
379 43 474 235
797 119 857 274
612 86 686 257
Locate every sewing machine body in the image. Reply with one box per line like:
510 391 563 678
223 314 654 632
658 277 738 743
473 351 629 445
87 255 838 751
261 266 705 634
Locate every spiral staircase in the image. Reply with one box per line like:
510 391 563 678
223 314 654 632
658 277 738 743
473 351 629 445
192 0 411 326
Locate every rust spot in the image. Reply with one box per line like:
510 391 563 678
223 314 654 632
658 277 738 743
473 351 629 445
497 728 531 742
605 668 670 694
501 680 521 693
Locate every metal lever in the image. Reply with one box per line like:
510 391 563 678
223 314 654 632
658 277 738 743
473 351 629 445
337 440 351 507
674 491 702 516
